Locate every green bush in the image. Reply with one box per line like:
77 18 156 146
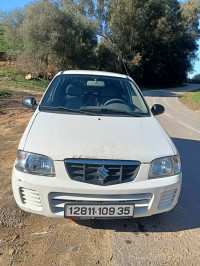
0 91 12 98
0 68 50 91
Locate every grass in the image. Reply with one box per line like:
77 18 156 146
179 89 200 111
0 68 50 91
190 90 200 104
0 91 12 98
0 27 49 91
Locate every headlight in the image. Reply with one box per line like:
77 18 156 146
149 155 181 178
15 150 55 176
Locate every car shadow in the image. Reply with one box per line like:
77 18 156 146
75 137 200 233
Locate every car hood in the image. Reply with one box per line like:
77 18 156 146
22 111 176 162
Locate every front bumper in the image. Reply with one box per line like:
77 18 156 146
12 162 182 218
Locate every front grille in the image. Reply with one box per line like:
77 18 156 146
157 189 177 210
49 192 152 217
20 187 42 210
65 159 140 186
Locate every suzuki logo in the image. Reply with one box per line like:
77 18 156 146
97 166 109 180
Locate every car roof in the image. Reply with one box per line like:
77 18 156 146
56 70 129 79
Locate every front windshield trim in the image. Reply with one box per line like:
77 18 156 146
80 106 150 117
40 105 150 117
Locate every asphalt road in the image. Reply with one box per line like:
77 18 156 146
86 84 200 265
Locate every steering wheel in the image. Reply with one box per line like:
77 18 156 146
104 98 127 106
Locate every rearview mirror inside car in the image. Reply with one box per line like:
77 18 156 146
87 80 105 87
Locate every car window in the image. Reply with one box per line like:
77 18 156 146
40 74 149 116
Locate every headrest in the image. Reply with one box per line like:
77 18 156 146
66 84 82 96
100 87 117 97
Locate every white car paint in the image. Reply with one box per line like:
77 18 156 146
21 112 176 161
12 70 182 219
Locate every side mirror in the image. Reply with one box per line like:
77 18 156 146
22 97 37 109
151 104 165 116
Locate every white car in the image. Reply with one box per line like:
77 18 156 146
12 70 182 219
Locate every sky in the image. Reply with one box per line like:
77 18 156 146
0 0 32 11
0 0 199 78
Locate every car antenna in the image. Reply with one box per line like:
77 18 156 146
96 33 130 76
121 59 129 76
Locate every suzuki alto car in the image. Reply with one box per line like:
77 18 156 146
12 70 182 219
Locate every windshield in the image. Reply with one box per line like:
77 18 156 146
40 74 149 116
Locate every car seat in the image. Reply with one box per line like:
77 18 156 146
65 84 83 109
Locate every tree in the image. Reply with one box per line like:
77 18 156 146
57 0 95 16
57 5 97 70
2 0 200 85
108 0 200 85
3 0 97 77
3 8 24 48
0 9 5 24
94 41 118 71
191 73 200 83
180 0 200 39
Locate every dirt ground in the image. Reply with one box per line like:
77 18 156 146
0 86 112 266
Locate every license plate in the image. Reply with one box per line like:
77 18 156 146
64 203 134 219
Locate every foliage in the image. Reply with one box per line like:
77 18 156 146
0 68 49 91
180 89 200 111
2 0 200 86
0 91 12 98
193 73 200 81
94 41 118 71
3 1 97 77
3 8 24 49
188 73 200 83
108 0 200 85
0 26 18 53
180 0 200 39
57 6 98 70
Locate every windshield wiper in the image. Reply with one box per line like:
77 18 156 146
40 105 98 116
101 109 145 116
41 105 146 117
81 107 145 117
